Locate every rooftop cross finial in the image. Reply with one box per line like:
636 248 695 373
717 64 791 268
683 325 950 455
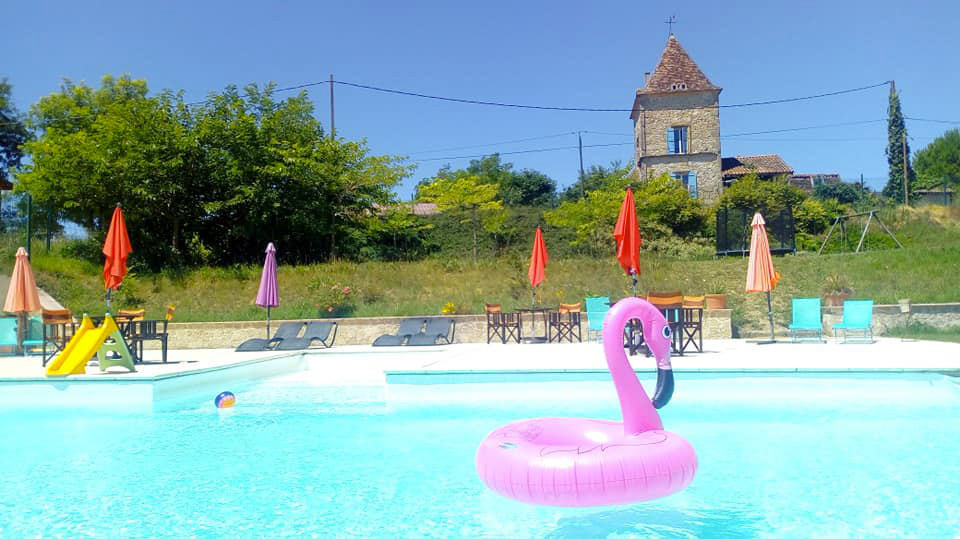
665 15 677 35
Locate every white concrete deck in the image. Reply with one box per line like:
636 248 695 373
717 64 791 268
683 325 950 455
2 337 959 383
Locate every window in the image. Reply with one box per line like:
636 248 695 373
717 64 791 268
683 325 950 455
671 171 698 198
666 126 688 154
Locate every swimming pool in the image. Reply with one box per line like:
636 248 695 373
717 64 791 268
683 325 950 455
2 373 959 538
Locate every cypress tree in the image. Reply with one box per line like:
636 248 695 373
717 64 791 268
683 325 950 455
883 85 915 201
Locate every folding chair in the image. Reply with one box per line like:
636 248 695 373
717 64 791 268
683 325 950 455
548 303 582 343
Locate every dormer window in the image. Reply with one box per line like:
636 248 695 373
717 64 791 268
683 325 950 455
671 82 687 90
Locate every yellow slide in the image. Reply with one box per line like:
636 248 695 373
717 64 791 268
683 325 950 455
45 315 135 377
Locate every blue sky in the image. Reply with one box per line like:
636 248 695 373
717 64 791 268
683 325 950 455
5 0 960 199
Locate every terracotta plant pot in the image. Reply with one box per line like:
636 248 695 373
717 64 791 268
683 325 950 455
705 294 727 310
823 293 849 307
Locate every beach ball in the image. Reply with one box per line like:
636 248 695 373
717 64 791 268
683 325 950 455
215 391 236 409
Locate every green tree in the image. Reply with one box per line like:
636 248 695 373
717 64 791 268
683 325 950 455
914 129 960 191
19 75 205 267
194 83 409 264
0 79 31 223
422 154 556 207
560 162 626 202
546 172 706 255
19 76 410 267
883 87 915 201
814 181 866 205
417 175 503 261
500 169 556 207
716 173 806 214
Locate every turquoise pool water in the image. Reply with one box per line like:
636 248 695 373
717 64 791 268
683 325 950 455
2 373 959 538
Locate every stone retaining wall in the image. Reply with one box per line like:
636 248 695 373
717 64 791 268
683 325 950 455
161 309 734 350
822 302 960 336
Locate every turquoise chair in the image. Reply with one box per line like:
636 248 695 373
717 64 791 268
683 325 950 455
22 317 45 355
788 298 823 343
0 318 18 355
833 300 874 343
584 297 610 342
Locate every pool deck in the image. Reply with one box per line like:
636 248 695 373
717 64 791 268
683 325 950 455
2 337 959 384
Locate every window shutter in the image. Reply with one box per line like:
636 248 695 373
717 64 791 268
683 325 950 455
666 128 675 154
688 172 698 198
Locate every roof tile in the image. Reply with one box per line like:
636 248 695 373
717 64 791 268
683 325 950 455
638 35 720 94
721 155 794 178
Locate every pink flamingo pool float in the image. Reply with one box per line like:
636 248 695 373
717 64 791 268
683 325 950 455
475 297 697 507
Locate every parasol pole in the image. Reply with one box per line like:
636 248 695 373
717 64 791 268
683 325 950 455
266 305 272 338
106 288 112 314
17 312 26 355
766 291 775 342
630 269 638 297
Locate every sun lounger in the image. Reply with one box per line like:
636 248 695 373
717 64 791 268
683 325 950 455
274 321 338 350
406 318 456 346
235 321 305 352
372 318 427 347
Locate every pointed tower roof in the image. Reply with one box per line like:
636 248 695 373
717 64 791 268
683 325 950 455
638 35 720 94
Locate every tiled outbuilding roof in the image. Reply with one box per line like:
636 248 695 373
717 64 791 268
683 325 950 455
374 202 439 216
721 155 794 178
638 35 720 94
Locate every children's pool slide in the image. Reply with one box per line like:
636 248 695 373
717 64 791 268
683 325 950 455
45 317 113 377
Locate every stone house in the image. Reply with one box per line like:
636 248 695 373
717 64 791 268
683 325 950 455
630 35 798 204
630 35 723 203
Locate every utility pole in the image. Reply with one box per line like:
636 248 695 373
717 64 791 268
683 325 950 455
329 74 335 139
25 194 31 258
578 132 585 199
903 132 908 205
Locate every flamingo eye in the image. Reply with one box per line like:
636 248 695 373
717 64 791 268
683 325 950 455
661 326 672 340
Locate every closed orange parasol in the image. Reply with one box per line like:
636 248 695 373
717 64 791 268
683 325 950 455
746 212 781 342
527 227 548 307
614 188 642 296
103 204 133 311
4 247 42 354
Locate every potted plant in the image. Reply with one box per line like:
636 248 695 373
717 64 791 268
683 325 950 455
705 281 727 310
822 274 853 307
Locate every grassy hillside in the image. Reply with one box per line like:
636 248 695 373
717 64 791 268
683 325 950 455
3 205 959 336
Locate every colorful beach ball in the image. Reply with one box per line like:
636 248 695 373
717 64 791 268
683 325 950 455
215 391 236 409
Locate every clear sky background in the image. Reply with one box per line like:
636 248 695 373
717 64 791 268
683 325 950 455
5 0 960 199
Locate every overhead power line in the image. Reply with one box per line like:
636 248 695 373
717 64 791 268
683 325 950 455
412 142 631 162
905 116 960 124
405 131 576 155
724 119 886 137
334 79 892 112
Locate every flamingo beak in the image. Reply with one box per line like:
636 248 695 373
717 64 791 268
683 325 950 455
652 367 674 409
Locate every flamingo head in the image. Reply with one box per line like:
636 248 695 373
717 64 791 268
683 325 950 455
638 303 675 409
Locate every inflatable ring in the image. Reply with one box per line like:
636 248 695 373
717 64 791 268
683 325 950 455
475 297 697 507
